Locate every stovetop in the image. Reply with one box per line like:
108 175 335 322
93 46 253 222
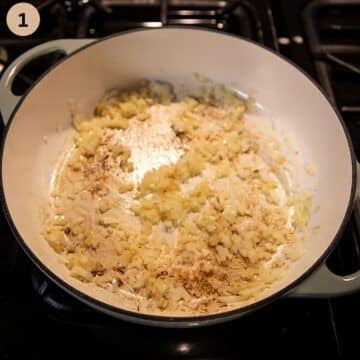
0 1 360 358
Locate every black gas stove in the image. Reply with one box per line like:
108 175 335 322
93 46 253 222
0 1 360 358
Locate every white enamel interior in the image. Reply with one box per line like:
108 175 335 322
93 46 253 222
1 28 354 318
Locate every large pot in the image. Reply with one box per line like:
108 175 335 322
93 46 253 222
0 28 359 327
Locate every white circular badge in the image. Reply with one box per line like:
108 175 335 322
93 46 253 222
6 2 40 37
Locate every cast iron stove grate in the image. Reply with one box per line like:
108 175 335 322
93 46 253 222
303 0 360 277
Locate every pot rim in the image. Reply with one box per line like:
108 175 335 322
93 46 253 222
0 26 356 327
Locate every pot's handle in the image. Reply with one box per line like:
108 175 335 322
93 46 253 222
290 161 360 297
0 39 95 125
289 264 360 297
